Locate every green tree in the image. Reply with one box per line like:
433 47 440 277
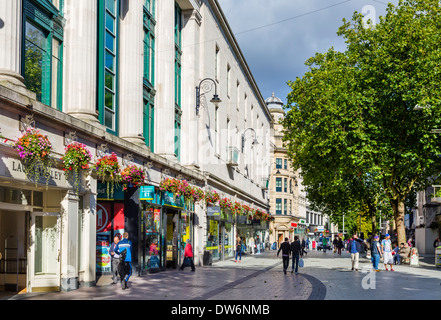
283 0 441 245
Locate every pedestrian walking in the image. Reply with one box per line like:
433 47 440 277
333 237 338 253
371 235 382 272
337 237 344 256
433 237 440 249
235 235 242 262
301 238 307 256
290 236 301 274
277 237 291 274
109 236 120 284
256 235 261 254
347 233 363 271
322 237 328 253
179 239 195 272
115 232 132 290
381 234 394 271
250 236 255 254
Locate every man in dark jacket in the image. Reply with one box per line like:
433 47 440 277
290 236 301 274
347 234 363 271
115 232 132 290
277 237 291 274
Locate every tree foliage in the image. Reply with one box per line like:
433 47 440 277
282 0 441 244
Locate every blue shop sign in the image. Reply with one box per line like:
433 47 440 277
140 186 155 200
162 191 185 209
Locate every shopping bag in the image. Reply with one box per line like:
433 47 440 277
299 258 304 268
184 257 191 267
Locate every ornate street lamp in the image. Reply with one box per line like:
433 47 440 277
195 78 221 115
241 128 259 152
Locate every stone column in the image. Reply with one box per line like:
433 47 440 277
155 0 177 160
181 9 202 168
80 175 97 287
0 0 26 88
63 0 99 124
60 190 79 291
118 0 145 146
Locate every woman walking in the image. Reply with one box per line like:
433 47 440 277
235 235 242 262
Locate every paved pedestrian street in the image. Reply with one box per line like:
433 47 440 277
3 249 441 302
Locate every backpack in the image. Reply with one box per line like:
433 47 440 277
119 249 127 262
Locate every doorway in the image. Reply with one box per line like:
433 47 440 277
166 210 179 269
0 210 28 293
29 212 61 292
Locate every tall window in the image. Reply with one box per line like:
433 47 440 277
215 45 219 81
276 178 282 192
98 0 119 134
226 64 230 97
284 199 287 215
275 198 282 215
174 3 182 160
143 0 155 151
23 0 64 110
276 158 282 169
214 106 219 154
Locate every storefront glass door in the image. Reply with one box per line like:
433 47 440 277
166 211 178 268
30 212 60 291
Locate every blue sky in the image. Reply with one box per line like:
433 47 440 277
217 0 399 105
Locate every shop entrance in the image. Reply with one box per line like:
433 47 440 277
166 210 179 269
29 211 61 292
0 209 28 293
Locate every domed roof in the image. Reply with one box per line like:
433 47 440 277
265 92 284 109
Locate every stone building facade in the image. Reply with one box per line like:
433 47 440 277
0 0 270 293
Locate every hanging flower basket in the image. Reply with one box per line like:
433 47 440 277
121 164 145 190
185 185 205 205
205 190 220 206
62 142 92 194
14 128 54 186
232 201 243 216
159 178 183 196
96 152 121 198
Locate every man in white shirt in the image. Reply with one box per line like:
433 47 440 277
381 234 394 271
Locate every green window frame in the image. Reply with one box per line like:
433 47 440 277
143 88 155 152
98 0 119 135
23 0 64 111
143 0 155 150
284 199 287 215
174 3 182 161
143 1 155 86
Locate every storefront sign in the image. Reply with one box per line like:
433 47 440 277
237 216 247 224
97 182 124 200
207 206 221 216
299 219 306 224
140 186 155 200
2 157 67 187
162 191 185 209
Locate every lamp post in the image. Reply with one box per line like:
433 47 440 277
195 78 221 115
241 128 259 152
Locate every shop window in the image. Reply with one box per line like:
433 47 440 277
144 207 161 271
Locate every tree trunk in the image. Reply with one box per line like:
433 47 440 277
391 198 406 245
371 215 377 236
